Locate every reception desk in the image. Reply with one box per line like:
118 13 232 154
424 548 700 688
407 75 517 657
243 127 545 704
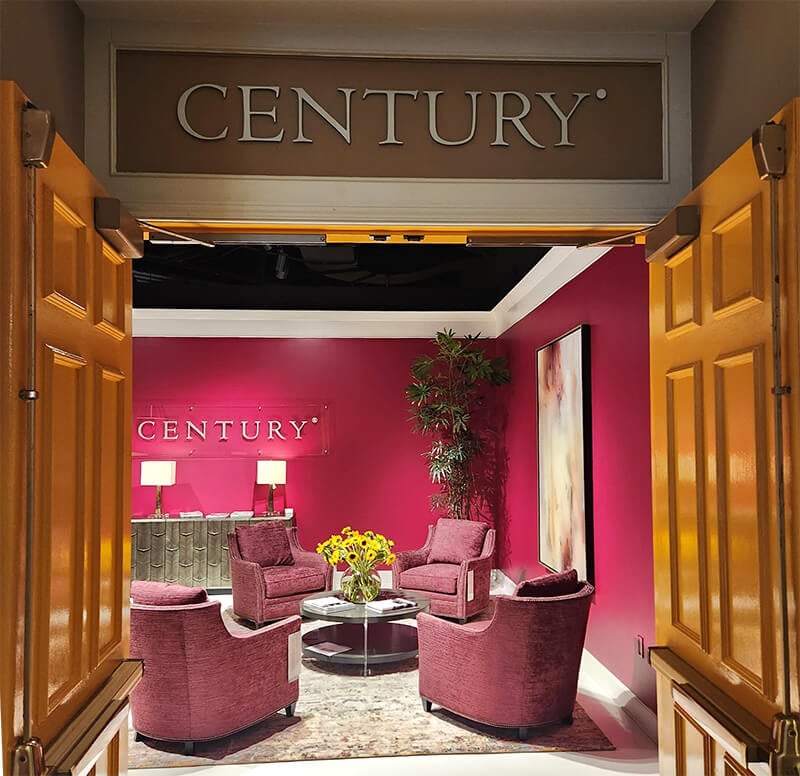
130 516 294 590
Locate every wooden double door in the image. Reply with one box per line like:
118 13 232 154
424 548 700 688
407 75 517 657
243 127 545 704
649 100 800 773
0 81 138 776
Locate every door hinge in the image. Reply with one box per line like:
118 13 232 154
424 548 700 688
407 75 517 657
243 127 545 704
12 738 44 776
18 389 39 401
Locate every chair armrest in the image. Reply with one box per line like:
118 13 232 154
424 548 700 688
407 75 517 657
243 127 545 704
392 525 434 587
287 527 333 583
459 553 493 586
391 547 429 588
454 553 493 619
227 613 301 644
229 554 266 621
394 547 429 573
463 554 493 574
417 610 493 647
211 615 301 705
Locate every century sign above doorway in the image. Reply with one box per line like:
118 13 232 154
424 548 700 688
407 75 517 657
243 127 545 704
115 50 663 180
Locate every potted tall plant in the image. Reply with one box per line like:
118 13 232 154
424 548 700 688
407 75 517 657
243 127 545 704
406 329 510 520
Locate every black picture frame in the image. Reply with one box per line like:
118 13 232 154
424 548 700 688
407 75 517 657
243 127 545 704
535 324 594 583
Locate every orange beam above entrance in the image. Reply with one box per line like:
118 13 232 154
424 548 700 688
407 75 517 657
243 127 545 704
142 221 649 247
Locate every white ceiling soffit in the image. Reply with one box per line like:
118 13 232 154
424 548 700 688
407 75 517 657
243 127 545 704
131 245 610 339
76 0 714 33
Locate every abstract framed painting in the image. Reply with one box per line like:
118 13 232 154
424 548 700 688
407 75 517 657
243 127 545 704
536 324 594 583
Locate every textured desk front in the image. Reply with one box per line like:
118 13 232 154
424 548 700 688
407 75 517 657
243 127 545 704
130 517 293 588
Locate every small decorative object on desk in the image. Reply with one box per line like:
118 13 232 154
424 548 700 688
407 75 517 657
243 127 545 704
317 526 396 603
365 597 417 613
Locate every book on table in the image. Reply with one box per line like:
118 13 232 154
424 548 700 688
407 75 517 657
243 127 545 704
304 596 356 613
365 597 417 613
305 641 353 656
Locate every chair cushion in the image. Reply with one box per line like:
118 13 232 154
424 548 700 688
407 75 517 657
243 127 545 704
130 580 208 605
399 563 459 594
427 518 488 564
235 522 294 567
262 566 326 598
514 568 580 598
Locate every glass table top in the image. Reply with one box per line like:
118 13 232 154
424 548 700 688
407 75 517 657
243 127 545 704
300 588 430 623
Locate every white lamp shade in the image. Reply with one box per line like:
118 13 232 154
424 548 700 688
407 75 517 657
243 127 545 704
140 460 177 486
256 459 286 485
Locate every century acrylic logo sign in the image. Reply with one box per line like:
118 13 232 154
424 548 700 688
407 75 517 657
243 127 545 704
134 403 329 458
177 83 606 149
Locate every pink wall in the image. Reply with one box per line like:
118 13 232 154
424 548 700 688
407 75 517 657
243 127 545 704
497 246 656 708
133 338 440 553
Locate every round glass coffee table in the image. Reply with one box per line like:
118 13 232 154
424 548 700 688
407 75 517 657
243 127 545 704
301 588 430 675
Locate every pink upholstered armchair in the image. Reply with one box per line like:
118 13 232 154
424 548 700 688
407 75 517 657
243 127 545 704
228 522 332 626
129 581 301 754
417 568 594 740
391 517 495 622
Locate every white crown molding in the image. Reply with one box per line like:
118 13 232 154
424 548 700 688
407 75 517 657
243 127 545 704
132 308 493 339
492 246 610 335
132 246 613 338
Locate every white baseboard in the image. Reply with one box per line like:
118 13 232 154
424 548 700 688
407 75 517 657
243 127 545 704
491 568 516 594
580 650 658 743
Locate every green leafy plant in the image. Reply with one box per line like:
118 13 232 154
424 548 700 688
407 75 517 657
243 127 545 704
406 329 510 520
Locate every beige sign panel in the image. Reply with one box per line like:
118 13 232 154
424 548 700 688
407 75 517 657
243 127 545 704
115 50 663 180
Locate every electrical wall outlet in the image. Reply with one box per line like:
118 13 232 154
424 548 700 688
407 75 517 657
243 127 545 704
635 634 646 659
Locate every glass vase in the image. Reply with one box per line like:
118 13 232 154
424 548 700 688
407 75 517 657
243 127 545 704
340 566 382 603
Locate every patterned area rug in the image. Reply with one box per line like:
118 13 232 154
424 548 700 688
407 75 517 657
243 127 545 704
128 651 614 767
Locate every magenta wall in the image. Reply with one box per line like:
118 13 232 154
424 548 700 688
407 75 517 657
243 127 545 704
497 246 656 708
132 338 439 553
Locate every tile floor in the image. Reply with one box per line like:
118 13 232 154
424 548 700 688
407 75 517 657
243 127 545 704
130 585 658 776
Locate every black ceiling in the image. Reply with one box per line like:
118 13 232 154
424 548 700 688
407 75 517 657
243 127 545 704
133 242 547 312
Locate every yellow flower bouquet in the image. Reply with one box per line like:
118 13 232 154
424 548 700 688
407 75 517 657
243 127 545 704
316 526 396 603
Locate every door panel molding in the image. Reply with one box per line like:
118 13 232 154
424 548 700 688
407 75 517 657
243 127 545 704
41 190 89 320
34 345 88 721
711 196 765 319
93 243 126 341
93 366 128 665
713 346 774 698
666 362 709 649
665 244 702 337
